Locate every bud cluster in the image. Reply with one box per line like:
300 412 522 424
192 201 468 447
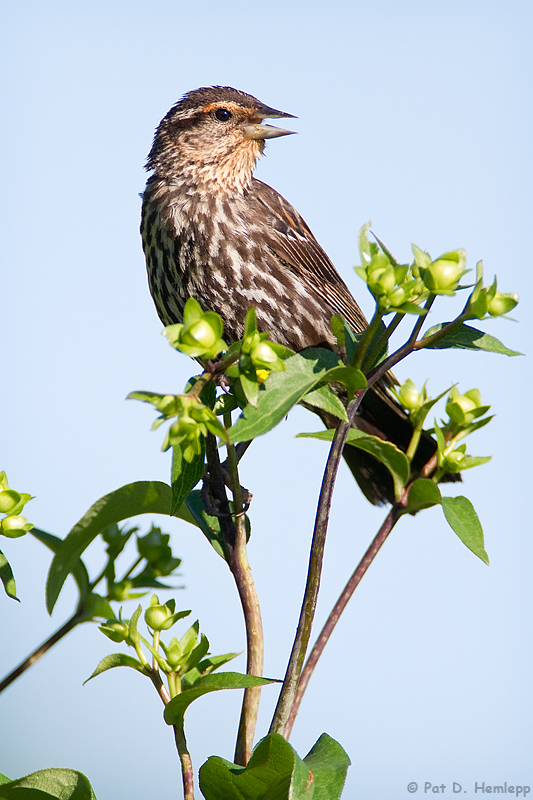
435 387 492 477
356 240 428 314
129 390 228 461
0 471 33 538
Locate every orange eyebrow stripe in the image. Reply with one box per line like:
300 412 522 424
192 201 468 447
201 102 255 116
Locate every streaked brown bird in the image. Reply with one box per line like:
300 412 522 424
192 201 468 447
141 86 445 504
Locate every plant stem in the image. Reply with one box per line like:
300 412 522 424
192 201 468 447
224 414 264 766
269 392 364 736
204 430 263 765
284 501 404 738
0 609 84 694
174 721 195 800
269 296 443 736
120 555 143 582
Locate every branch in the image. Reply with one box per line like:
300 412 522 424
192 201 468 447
0 609 84 695
204 431 264 766
284 501 404 738
269 391 365 735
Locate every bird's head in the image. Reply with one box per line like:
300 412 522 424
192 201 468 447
146 86 296 193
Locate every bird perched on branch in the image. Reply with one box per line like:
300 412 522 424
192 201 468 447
141 86 445 504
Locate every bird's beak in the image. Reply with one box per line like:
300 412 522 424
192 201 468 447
244 103 297 140
244 123 296 140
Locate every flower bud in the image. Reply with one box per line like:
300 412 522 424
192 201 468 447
368 265 396 296
1 515 29 538
398 379 421 411
250 341 279 368
145 603 173 631
386 286 406 308
488 292 519 317
422 258 464 292
165 641 183 668
108 580 134 602
446 388 482 425
181 318 219 350
99 619 129 643
0 490 21 514
445 449 465 467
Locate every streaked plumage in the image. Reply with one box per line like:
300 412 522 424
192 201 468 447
141 86 448 504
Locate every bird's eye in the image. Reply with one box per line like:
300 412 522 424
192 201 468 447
214 107 232 122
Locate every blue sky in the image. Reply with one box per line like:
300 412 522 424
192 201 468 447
2 2 532 798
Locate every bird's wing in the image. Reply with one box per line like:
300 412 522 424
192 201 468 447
251 179 369 333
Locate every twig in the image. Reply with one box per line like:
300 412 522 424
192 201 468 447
0 609 84 694
174 720 195 800
269 391 365 735
284 501 404 738
284 441 445 737
204 431 263 765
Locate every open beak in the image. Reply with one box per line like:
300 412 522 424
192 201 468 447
244 102 296 140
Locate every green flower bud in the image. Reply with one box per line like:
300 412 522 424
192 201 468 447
422 259 464 292
368 265 396 296
99 619 129 643
181 318 219 350
108 580 134 602
165 641 183 668
251 341 279 367
0 490 22 514
386 286 406 307
488 292 519 316
1 515 29 538
398 379 421 411
145 602 173 631
446 449 465 466
446 388 482 425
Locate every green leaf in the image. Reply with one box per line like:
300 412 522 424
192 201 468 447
423 323 522 356
239 371 260 407
171 442 205 515
403 479 442 514
301 733 352 800
433 419 445 458
441 495 489 564
297 429 410 499
182 652 241 689
451 455 492 471
128 604 143 646
331 315 364 366
199 732 350 800
184 490 225 559
0 768 97 799
229 349 344 443
302 384 348 422
77 592 114 623
0 550 18 601
29 528 90 603
163 672 278 725
84 652 146 684
323 365 367 396
46 481 195 614
213 392 240 416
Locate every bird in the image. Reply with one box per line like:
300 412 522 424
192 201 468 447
140 85 449 505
